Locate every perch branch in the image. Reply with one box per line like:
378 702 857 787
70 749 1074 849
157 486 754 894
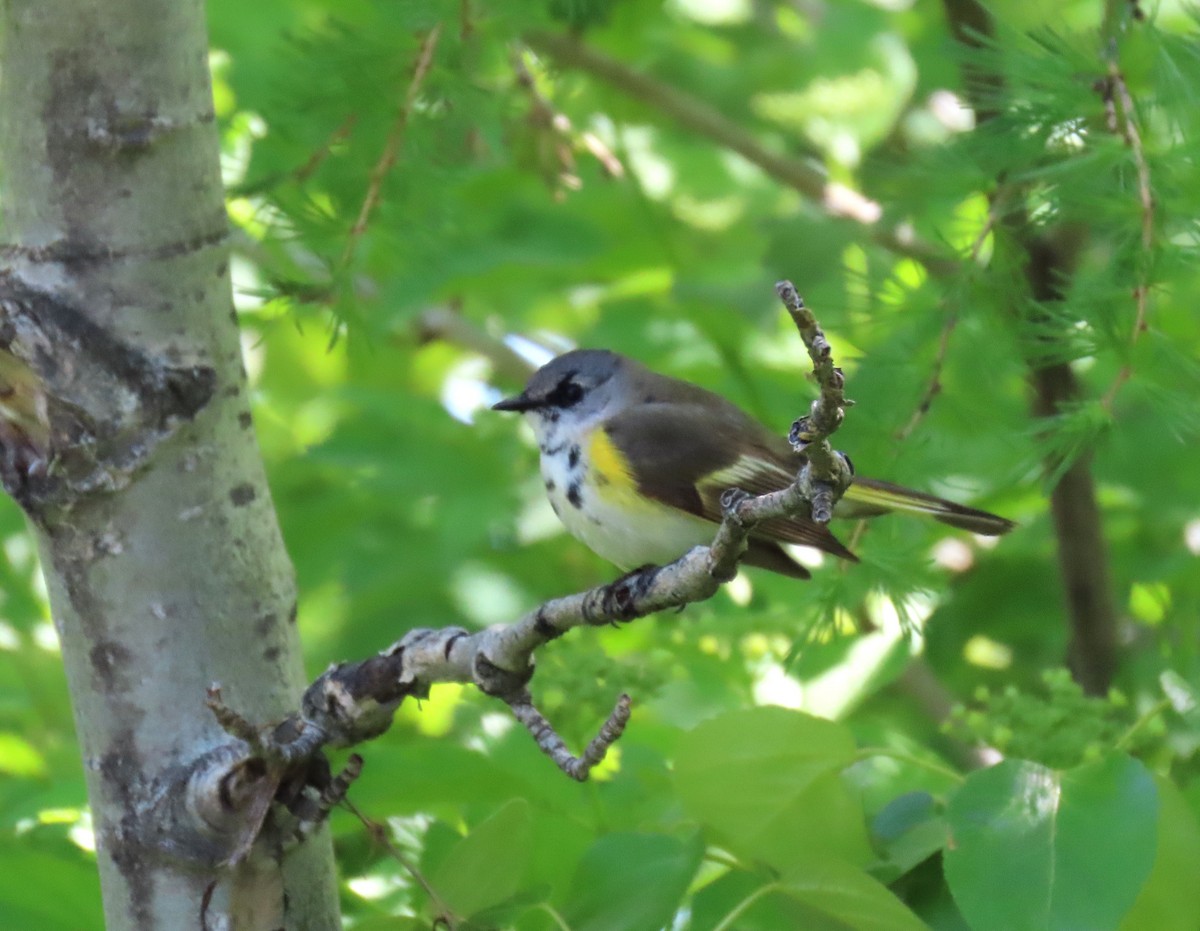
203 283 853 793
775 281 853 522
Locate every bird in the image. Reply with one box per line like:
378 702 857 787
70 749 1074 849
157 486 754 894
493 349 1013 578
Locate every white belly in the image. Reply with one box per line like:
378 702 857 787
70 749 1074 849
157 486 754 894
537 423 713 570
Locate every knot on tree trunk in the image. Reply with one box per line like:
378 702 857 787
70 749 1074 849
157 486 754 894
0 272 216 518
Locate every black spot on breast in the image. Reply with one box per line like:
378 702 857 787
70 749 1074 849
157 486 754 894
567 482 583 509
545 478 556 492
644 394 657 403
568 445 581 469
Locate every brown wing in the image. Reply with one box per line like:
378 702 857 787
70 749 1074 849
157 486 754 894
601 402 857 562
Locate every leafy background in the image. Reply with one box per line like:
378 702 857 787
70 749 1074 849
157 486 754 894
4 0 1200 927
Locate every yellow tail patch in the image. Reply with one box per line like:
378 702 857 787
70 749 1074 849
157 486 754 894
843 483 945 515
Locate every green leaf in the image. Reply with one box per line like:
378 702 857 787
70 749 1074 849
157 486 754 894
430 798 534 917
349 739 531 814
870 791 949 883
1120 774 1200 931
674 706 871 869
778 856 929 931
945 755 1158 931
691 858 926 931
562 832 703 931
0 731 48 777
690 869 790 931
0 841 103 930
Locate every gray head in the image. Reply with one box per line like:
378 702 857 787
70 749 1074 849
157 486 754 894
492 349 630 424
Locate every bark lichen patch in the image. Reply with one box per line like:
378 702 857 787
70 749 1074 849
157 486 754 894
97 729 154 930
90 638 134 693
228 483 256 507
49 527 108 638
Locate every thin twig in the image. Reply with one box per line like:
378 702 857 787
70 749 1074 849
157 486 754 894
1099 60 1154 411
509 691 632 781
512 44 624 191
896 200 1002 441
342 798 460 929
1100 0 1145 44
526 31 959 276
775 281 852 523
294 114 359 183
459 0 473 41
340 24 442 269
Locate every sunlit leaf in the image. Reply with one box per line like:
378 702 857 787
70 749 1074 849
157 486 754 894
945 755 1158 931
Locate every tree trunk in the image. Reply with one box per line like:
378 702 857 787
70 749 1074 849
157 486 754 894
0 0 340 927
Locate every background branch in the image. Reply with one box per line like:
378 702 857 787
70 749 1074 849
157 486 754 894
340 25 443 269
941 0 1120 694
414 304 535 383
526 31 959 275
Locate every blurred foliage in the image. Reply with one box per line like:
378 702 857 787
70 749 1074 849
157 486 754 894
944 667 1169 769
5 0 1200 927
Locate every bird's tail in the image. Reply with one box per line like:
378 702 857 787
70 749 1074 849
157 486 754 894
839 477 1015 536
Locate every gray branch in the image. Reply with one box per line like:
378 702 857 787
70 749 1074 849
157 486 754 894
775 281 854 523
188 283 853 858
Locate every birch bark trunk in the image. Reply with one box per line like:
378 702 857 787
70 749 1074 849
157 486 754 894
0 1 340 926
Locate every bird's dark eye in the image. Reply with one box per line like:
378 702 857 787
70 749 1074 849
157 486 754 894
550 377 584 408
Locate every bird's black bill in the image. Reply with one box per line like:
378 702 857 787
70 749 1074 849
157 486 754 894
492 393 539 412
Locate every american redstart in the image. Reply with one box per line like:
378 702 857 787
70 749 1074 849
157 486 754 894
494 349 1013 578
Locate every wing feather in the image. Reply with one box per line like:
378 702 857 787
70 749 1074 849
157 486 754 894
599 368 1012 562
602 403 857 562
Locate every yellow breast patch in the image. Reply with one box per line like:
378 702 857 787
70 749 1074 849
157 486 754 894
587 427 636 492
